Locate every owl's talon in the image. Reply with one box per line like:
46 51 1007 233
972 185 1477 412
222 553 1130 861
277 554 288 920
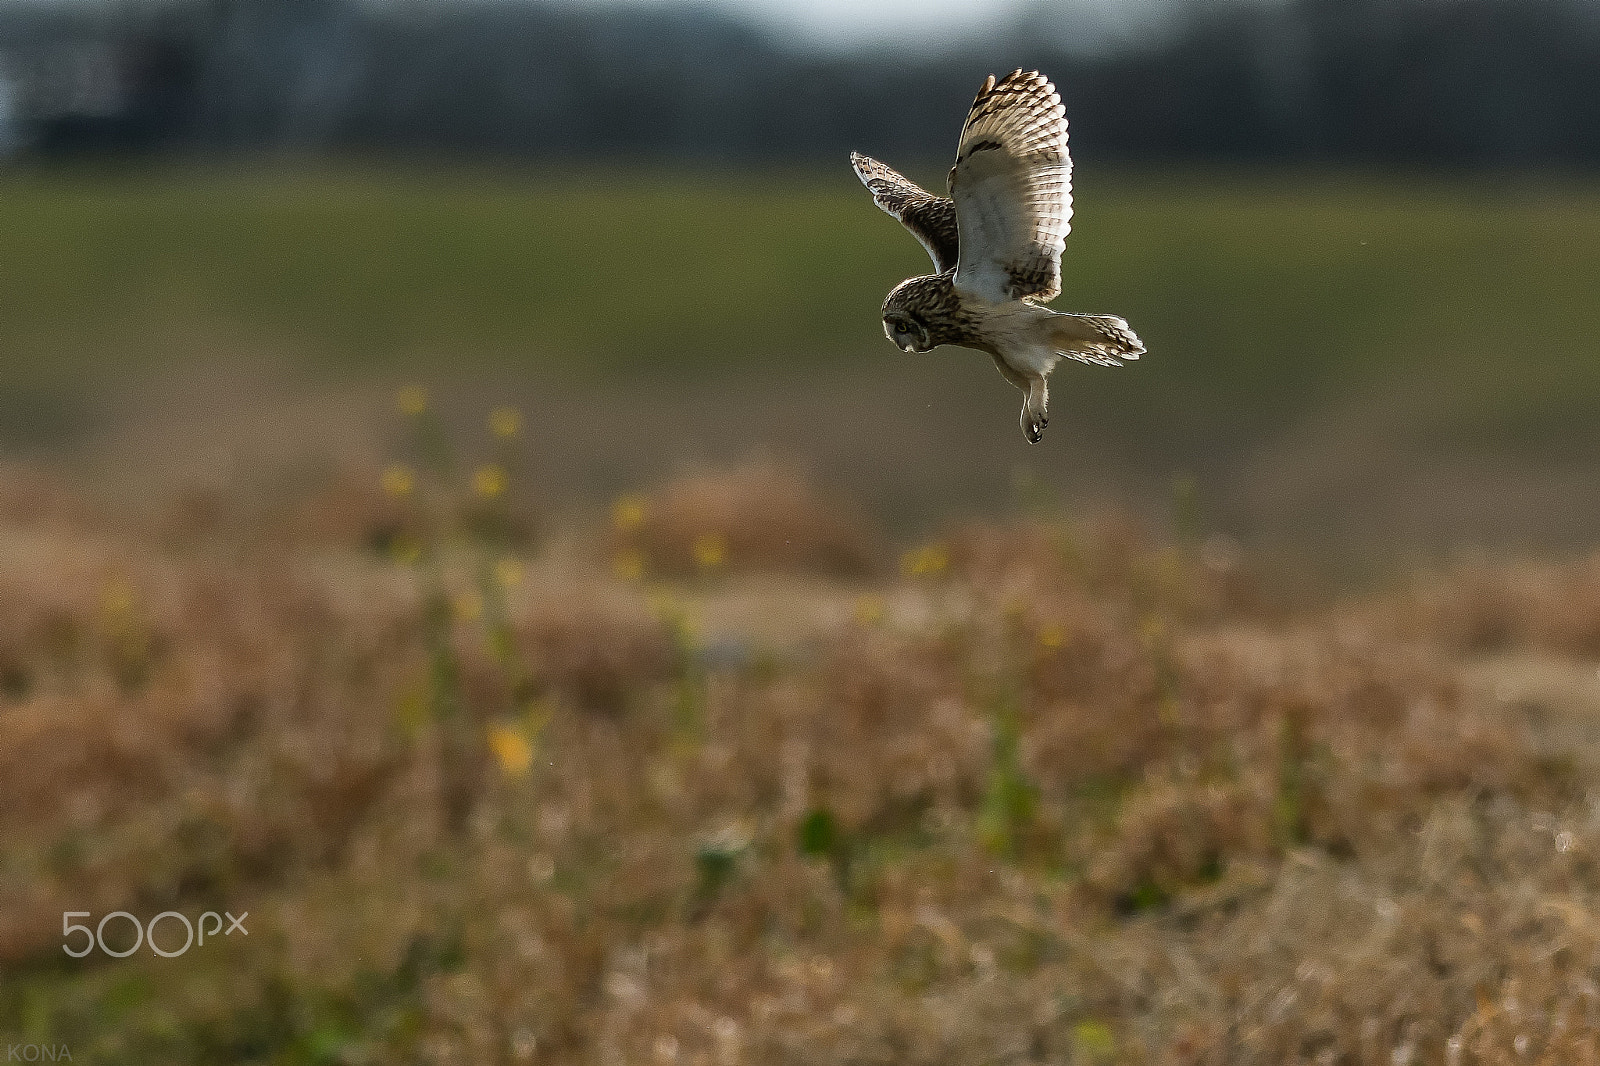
1022 411 1046 444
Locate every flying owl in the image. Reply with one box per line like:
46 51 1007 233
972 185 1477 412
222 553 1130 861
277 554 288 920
852 69 1143 443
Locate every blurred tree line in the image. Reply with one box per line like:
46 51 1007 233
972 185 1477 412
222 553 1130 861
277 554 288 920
2 0 1598 167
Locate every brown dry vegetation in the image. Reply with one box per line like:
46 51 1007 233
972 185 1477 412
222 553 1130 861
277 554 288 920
3 456 1600 1065
605 460 879 580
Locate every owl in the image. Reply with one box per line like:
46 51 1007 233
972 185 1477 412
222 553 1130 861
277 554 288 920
852 69 1143 443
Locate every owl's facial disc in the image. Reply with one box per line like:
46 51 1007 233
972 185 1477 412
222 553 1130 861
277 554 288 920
884 314 929 353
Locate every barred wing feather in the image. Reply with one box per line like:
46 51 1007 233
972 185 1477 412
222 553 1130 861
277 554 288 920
850 151 960 274
948 70 1073 304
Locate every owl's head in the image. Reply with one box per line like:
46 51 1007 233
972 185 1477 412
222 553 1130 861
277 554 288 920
883 310 931 353
881 276 948 353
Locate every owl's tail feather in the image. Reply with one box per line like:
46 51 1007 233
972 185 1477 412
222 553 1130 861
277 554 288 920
1049 313 1144 367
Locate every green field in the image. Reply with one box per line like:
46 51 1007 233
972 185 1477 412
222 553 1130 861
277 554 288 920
4 166 1599 442
3 165 1600 552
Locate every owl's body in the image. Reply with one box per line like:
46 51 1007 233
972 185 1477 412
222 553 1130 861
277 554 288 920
853 70 1143 442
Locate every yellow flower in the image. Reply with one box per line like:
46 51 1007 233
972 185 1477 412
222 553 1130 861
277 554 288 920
692 532 728 571
495 557 525 588
900 542 950 578
473 464 508 500
381 464 415 498
1038 624 1067 650
390 536 422 567
397 385 428 417
101 578 135 617
488 722 534 776
611 495 647 532
1072 1020 1116 1062
853 594 885 627
612 550 645 582
489 406 522 439
452 590 483 623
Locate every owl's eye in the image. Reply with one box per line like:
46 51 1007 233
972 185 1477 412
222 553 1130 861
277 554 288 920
895 322 909 334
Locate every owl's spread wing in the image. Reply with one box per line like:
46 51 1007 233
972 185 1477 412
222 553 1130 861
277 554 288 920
948 70 1073 304
850 151 960 274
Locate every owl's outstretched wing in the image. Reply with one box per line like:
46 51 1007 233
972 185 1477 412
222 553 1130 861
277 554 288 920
948 70 1073 304
850 151 960 274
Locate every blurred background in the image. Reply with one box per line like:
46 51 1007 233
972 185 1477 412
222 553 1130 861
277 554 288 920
6 2 1600 1062
0 0 1597 555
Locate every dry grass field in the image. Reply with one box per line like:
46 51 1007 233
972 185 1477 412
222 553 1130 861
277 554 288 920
4 388 1600 1063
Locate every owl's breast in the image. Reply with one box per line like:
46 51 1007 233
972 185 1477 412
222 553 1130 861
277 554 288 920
969 301 1061 373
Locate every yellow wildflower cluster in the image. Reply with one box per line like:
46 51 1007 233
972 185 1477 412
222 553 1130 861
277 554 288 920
473 464 508 500
397 385 428 417
612 495 647 533
487 722 534 776
495 557 525 588
489 406 522 439
692 532 728 571
900 542 950 578
101 578 136 618
853 594 886 627
381 464 415 499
